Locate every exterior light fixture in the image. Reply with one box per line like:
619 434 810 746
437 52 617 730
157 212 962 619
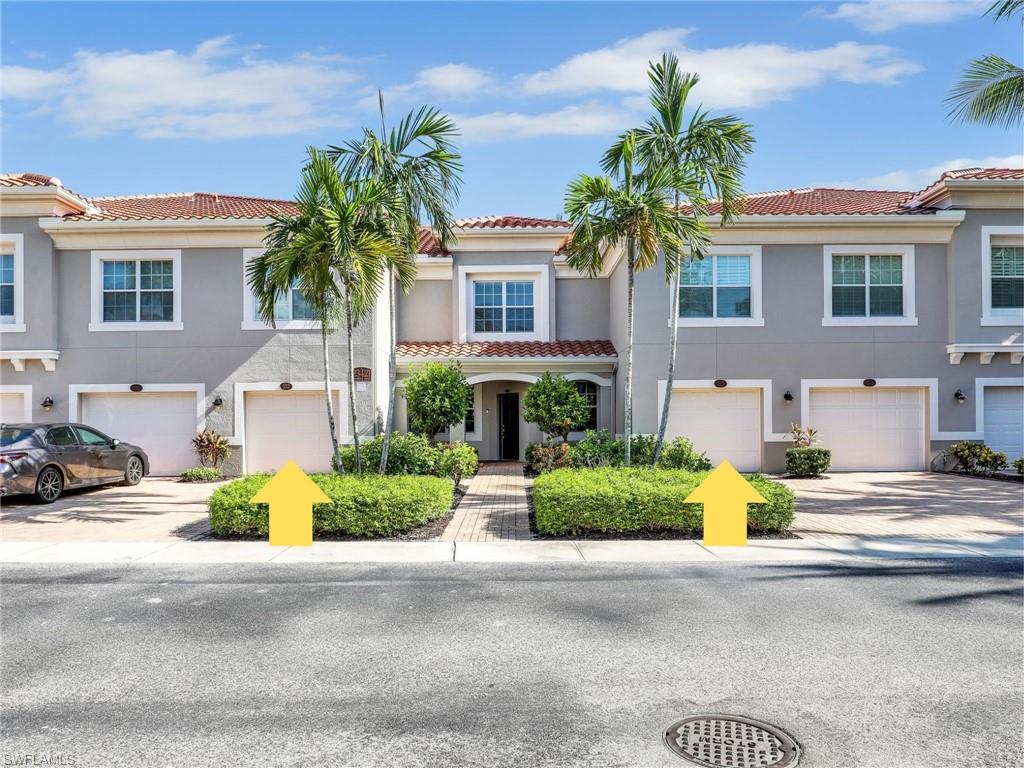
783 390 794 402
280 382 293 391
863 378 877 388
129 384 144 392
212 396 224 407
713 379 728 388
41 397 54 411
954 389 967 403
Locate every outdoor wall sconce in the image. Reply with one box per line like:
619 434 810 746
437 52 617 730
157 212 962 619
954 389 967 403
212 396 224 407
713 379 728 388
41 396 54 411
863 378 877 388
782 390 794 402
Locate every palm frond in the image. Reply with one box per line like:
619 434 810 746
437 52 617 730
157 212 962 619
947 54 1024 127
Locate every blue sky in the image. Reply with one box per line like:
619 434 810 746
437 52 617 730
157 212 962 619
2 1 1021 218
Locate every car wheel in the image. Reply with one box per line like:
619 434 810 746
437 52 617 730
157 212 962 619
34 466 64 504
124 455 144 486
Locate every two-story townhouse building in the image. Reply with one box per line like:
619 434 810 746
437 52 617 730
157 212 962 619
1 168 1021 476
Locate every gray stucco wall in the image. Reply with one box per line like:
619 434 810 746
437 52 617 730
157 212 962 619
397 279 451 341
2 216 58 349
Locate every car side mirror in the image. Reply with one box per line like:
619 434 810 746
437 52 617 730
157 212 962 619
110 439 121 448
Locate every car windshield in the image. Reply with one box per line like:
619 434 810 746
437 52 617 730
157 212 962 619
0 428 36 448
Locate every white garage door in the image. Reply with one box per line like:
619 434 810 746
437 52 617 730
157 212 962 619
245 390 340 473
81 392 197 476
0 392 28 423
809 388 925 470
984 386 1023 460
666 389 762 471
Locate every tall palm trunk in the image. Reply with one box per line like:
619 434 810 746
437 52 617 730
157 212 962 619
344 291 362 472
379 268 398 473
624 239 637 466
320 318 343 473
653 195 682 465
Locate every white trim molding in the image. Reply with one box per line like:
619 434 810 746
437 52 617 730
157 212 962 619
981 226 1024 327
464 383 482 441
89 249 183 332
657 379 790 442
822 244 917 327
671 246 764 328
0 384 33 421
946 342 1024 365
67 383 206 428
0 233 26 333
457 264 551 343
39 216 272 250
229 381 352 471
240 249 321 330
414 255 453 281
1 349 59 372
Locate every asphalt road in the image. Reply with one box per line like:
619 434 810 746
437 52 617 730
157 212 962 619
2 559 1022 768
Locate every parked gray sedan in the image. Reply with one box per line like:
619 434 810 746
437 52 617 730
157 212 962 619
0 423 149 503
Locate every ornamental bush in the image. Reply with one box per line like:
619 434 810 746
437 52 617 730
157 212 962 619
403 361 473 438
525 441 571 473
338 433 437 476
522 372 589 443
192 429 232 468
784 447 832 477
948 441 1008 475
561 430 711 472
435 442 479 485
180 466 223 483
208 473 453 538
532 468 794 536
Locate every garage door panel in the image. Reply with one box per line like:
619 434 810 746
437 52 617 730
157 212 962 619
81 392 197 476
666 388 762 472
984 386 1023 460
0 393 27 423
245 391 340 474
809 387 925 471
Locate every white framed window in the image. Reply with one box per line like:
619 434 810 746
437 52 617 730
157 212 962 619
982 226 1024 326
464 384 481 441
458 265 550 341
0 234 25 333
241 249 321 330
89 250 182 332
574 380 598 431
822 245 916 326
673 246 763 327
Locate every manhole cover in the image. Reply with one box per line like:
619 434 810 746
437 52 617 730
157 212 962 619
664 715 800 768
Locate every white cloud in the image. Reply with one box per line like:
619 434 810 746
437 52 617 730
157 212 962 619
819 0 986 33
359 63 493 109
1 37 358 140
825 154 1024 191
521 28 921 108
455 102 633 143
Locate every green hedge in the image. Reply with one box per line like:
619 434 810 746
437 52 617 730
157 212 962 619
532 467 795 536
337 434 478 483
209 473 454 538
180 466 223 483
785 447 832 477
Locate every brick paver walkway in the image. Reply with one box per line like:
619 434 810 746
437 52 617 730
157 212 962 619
441 462 532 542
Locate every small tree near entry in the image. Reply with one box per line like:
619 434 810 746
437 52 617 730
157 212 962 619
403 362 473 439
523 373 590 443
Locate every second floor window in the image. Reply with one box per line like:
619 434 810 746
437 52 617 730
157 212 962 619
992 246 1023 310
253 277 317 323
679 255 751 318
473 280 534 333
0 253 13 323
831 254 903 317
103 259 174 323
574 381 598 431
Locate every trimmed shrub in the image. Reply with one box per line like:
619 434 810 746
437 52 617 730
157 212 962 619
403 361 473 438
526 441 571 473
522 372 589 442
562 430 711 472
192 429 232 468
948 441 1008 475
1014 457 1024 475
785 447 832 477
209 473 454 538
338 433 436 476
436 442 479 485
180 466 223 483
532 467 794 536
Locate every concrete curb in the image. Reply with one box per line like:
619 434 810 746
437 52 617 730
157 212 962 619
1 536 1020 564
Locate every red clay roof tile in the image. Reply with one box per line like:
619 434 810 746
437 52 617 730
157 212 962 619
396 340 616 358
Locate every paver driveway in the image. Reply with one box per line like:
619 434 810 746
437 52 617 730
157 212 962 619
0 479 221 542
784 471 1023 539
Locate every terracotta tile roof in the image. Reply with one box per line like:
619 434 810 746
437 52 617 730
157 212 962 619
418 228 447 256
62 192 301 222
0 172 65 188
706 187 924 216
936 167 1023 181
454 215 569 229
396 340 616 358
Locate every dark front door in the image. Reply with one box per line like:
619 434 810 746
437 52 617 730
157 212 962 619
498 393 520 461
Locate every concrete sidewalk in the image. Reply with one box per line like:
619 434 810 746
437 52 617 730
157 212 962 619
2 534 1020 564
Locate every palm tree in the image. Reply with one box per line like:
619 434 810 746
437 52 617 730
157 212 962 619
947 0 1023 128
563 133 705 465
605 54 753 464
248 148 401 472
329 95 462 473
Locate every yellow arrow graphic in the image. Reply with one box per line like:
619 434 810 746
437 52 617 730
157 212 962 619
685 460 766 547
249 460 330 547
